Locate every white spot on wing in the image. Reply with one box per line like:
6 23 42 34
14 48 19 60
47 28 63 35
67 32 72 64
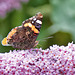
29 18 32 20
33 18 36 21
32 21 34 23
18 26 22 27
36 20 42 24
22 21 25 24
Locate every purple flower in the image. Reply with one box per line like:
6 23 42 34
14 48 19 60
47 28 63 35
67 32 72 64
0 0 29 18
0 42 75 74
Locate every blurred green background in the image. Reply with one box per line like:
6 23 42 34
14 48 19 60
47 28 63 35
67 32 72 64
0 0 74 52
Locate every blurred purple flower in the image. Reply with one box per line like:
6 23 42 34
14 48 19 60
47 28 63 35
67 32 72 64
0 42 75 75
0 0 29 18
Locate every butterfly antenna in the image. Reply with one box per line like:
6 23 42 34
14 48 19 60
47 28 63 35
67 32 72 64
38 36 53 42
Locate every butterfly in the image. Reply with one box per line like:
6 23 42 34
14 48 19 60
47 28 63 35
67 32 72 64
1 12 43 49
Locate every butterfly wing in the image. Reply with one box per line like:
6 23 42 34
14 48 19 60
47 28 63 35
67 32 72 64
2 12 43 49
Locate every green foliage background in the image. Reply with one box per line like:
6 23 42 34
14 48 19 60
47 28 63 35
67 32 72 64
0 0 74 52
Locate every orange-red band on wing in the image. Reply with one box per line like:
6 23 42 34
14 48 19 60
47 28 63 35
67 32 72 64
7 27 17 39
1 37 8 46
1 27 17 46
24 23 39 33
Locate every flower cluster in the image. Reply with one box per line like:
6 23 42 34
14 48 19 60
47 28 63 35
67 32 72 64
0 42 75 75
0 0 29 18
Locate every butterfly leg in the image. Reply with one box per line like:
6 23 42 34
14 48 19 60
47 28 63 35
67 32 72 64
34 41 39 47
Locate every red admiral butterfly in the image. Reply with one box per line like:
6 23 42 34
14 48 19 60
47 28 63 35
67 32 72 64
2 12 43 49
